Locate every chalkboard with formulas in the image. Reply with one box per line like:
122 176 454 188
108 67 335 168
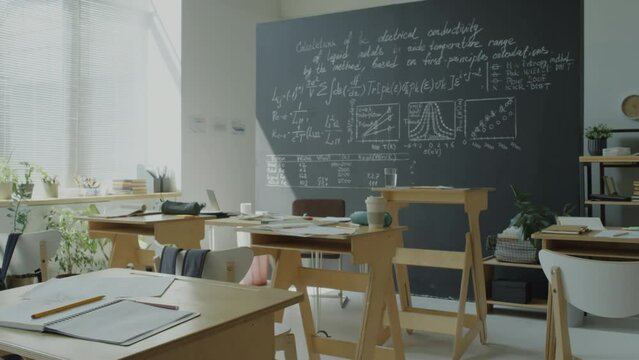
255 0 582 297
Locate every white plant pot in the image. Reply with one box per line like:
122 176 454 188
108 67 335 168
43 183 59 198
0 182 12 200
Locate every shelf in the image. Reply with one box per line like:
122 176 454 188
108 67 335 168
584 200 639 206
579 156 639 164
0 192 181 208
483 256 541 269
558 248 639 260
487 298 547 311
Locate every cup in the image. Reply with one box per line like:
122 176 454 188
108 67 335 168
365 196 386 229
384 168 397 187
240 202 252 215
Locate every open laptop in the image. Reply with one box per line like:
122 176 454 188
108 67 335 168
200 190 236 217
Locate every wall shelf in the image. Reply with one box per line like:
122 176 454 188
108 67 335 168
0 192 181 208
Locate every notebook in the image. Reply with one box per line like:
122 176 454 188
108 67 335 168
200 190 237 217
0 298 199 346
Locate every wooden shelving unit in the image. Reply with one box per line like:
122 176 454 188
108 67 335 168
483 256 547 312
580 153 639 224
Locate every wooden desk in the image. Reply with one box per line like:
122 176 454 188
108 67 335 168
532 229 639 360
374 187 493 359
240 225 406 360
0 268 303 360
82 215 212 270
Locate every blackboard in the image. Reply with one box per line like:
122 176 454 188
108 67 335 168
255 0 583 298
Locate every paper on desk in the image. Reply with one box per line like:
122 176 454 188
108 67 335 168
596 230 639 239
557 216 605 231
22 275 175 302
278 225 357 236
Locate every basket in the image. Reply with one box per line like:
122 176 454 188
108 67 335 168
487 234 540 264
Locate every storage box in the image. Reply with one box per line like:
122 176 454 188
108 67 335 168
491 279 531 304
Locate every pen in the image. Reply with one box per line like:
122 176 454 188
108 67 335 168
134 300 179 310
31 295 105 319
613 231 629 237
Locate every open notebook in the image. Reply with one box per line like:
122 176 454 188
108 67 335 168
0 298 199 346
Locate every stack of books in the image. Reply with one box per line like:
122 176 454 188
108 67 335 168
540 224 589 235
634 181 639 202
112 179 147 195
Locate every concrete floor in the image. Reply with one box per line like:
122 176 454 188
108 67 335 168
277 290 639 360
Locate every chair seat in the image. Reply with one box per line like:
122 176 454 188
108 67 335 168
274 323 291 336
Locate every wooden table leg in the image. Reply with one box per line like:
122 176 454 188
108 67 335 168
466 203 488 344
387 202 413 335
356 252 403 359
103 233 151 270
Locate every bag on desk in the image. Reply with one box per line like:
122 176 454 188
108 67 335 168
161 201 205 215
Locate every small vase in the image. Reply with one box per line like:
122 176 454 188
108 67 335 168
587 138 607 156
0 182 12 200
43 183 59 198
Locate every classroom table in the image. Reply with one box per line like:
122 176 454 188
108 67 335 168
80 214 212 270
373 187 493 359
532 228 639 360
0 268 303 360
236 224 407 360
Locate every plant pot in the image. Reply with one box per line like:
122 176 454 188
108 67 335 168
0 182 12 200
43 183 59 198
16 183 34 199
6 274 37 288
587 138 607 156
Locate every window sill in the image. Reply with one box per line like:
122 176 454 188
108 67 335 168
0 192 181 208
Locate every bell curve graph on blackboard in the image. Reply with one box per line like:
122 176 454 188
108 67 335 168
255 0 582 298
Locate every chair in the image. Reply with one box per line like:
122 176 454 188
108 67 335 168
156 247 297 359
0 230 62 286
539 250 639 360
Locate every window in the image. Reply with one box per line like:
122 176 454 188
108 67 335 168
0 0 180 190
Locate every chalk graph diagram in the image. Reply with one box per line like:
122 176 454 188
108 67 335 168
355 103 400 142
407 101 456 141
465 97 517 140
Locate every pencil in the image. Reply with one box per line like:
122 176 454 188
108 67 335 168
134 300 179 310
31 295 105 319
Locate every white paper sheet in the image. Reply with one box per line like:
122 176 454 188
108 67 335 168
22 275 175 302
278 225 357 236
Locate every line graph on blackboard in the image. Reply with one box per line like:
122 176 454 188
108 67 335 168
355 103 400 142
407 101 456 141
465 97 517 140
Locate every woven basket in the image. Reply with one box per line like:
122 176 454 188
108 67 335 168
487 235 540 264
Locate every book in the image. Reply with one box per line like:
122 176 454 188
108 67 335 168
541 224 589 235
93 204 147 218
0 298 198 346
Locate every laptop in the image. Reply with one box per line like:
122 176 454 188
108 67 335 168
200 190 236 217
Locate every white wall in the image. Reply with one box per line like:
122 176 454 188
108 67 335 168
584 0 639 225
181 0 280 213
280 0 418 18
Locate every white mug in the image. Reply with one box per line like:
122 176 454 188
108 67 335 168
240 202 252 215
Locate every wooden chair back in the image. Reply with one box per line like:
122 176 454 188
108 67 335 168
292 199 345 217
539 249 639 318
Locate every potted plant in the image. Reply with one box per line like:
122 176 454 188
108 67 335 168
0 157 16 200
73 176 101 196
491 186 573 263
45 205 109 276
15 161 37 199
585 124 612 156
39 168 60 198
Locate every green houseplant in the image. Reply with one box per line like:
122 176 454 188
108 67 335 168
45 205 110 275
585 124 612 156
492 186 574 263
39 167 60 198
0 157 16 200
